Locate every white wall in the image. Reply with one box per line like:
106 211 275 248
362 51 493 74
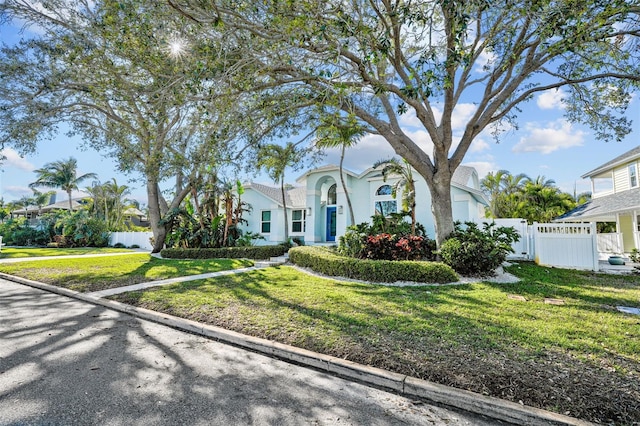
109 232 154 251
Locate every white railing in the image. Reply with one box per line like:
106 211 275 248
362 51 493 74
597 233 623 254
533 223 599 271
109 232 154 251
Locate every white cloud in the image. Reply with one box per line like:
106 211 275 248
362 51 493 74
0 148 35 172
469 137 490 153
536 88 566 110
3 185 32 200
512 120 585 154
398 103 477 133
322 134 396 173
474 49 497 73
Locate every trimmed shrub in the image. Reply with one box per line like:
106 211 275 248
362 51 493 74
439 221 519 276
160 244 288 260
289 246 458 284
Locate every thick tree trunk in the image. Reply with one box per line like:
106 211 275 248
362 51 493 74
147 180 167 253
430 177 455 248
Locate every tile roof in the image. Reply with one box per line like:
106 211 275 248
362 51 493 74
246 182 306 208
555 187 640 221
581 145 640 178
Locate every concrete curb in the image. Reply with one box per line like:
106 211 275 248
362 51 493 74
0 272 595 426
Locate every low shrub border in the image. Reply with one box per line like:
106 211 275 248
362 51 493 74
289 246 458 284
161 244 288 260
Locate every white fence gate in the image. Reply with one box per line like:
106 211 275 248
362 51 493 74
477 218 531 259
109 232 154 251
533 223 599 271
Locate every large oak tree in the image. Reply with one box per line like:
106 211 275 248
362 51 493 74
169 0 640 246
0 0 252 251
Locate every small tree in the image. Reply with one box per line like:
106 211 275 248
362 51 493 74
257 142 306 242
315 117 364 226
373 158 418 235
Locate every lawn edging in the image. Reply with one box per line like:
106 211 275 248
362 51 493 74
0 271 592 426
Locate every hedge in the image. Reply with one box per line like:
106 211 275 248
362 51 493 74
160 244 288 260
289 246 458 284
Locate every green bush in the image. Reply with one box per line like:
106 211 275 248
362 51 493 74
160 244 288 260
439 221 519 276
289 246 457 284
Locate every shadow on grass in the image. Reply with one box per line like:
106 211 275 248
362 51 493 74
111 265 640 424
1 280 442 425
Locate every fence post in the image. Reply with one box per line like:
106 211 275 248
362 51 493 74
591 222 599 272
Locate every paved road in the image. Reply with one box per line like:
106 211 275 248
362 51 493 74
0 279 498 425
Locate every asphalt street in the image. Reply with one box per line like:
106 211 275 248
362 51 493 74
0 278 498 426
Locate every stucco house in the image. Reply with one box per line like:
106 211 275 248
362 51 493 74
240 164 488 245
556 145 640 254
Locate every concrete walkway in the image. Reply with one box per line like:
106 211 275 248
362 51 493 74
0 251 149 264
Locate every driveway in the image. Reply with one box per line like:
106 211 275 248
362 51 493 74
0 278 495 425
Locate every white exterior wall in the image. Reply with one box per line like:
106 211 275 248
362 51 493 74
241 166 487 245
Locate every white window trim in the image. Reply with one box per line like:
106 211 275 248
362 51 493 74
260 210 272 234
373 184 398 216
630 163 638 188
290 209 306 234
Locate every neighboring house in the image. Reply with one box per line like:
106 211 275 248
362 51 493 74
240 164 488 244
10 198 89 221
556 144 640 254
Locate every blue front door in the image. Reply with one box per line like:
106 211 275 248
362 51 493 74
326 207 337 242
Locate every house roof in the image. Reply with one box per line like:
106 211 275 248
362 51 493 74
245 182 306 208
555 187 640 222
11 198 87 214
581 145 640 178
295 164 359 183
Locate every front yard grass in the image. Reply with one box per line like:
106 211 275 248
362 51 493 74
0 253 253 292
111 263 639 425
0 246 134 259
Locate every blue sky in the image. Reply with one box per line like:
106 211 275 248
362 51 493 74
1 19 639 206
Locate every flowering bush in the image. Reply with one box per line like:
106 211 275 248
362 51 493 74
363 233 435 261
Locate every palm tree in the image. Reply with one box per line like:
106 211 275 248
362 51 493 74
373 157 418 235
29 157 97 211
31 189 56 216
316 120 364 226
257 142 305 242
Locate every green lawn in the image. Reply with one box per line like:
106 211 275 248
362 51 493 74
0 254 253 292
111 263 639 424
0 246 133 259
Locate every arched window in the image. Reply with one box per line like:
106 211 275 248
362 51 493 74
327 184 337 205
374 184 397 216
376 184 392 196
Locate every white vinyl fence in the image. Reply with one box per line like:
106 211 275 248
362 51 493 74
533 223 599 271
597 233 623 256
476 219 600 271
109 232 154 251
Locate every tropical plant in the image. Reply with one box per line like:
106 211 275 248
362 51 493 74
373 157 418 235
439 222 519 276
29 158 97 212
31 189 56 216
315 116 365 226
257 142 306 242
